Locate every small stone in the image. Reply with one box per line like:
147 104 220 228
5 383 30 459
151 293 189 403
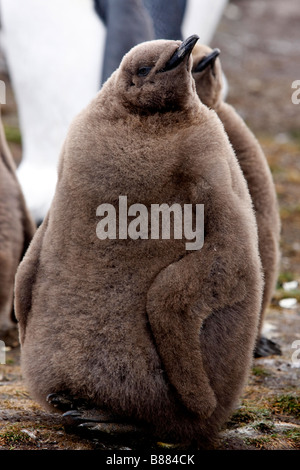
282 280 298 291
279 298 298 309
21 429 36 440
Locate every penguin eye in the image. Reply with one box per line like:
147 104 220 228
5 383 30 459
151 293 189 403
137 66 152 77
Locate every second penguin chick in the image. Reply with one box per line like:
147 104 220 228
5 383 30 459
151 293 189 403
192 44 281 357
0 109 36 345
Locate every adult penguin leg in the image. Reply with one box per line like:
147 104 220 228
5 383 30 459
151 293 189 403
143 0 187 40
94 0 155 85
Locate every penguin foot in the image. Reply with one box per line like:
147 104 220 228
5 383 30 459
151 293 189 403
62 409 121 425
47 394 150 439
62 409 151 440
254 336 282 358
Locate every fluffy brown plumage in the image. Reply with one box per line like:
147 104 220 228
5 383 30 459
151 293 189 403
0 109 36 343
15 38 263 446
192 44 281 355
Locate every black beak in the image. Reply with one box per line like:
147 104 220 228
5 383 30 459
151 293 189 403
160 35 199 72
194 48 221 73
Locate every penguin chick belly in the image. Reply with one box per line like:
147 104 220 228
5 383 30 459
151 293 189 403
20 231 189 421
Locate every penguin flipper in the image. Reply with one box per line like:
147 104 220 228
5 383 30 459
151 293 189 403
14 213 49 344
146 220 259 419
146 249 220 419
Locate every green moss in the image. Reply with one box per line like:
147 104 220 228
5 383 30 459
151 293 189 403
5 358 14 365
227 405 272 428
282 428 300 442
4 125 22 144
289 129 300 148
252 421 275 434
228 408 255 427
252 366 270 377
276 272 295 289
271 394 300 418
244 436 271 448
274 288 300 302
268 163 283 175
0 426 32 445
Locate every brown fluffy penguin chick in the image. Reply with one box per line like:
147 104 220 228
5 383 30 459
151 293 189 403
0 109 36 345
15 36 263 447
192 44 281 358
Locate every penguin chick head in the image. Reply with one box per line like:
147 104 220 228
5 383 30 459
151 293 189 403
192 44 223 110
114 35 199 114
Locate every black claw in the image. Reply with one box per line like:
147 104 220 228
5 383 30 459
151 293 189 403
62 410 88 427
79 422 142 435
62 408 125 427
63 410 82 417
46 393 74 411
74 421 151 441
46 393 88 411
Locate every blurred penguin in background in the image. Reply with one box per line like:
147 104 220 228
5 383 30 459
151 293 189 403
0 0 227 223
0 105 36 347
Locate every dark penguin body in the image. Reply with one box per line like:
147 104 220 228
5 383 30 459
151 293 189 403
15 38 263 446
192 44 281 356
0 110 36 343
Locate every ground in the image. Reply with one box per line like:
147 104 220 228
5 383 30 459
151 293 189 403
0 0 299 452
